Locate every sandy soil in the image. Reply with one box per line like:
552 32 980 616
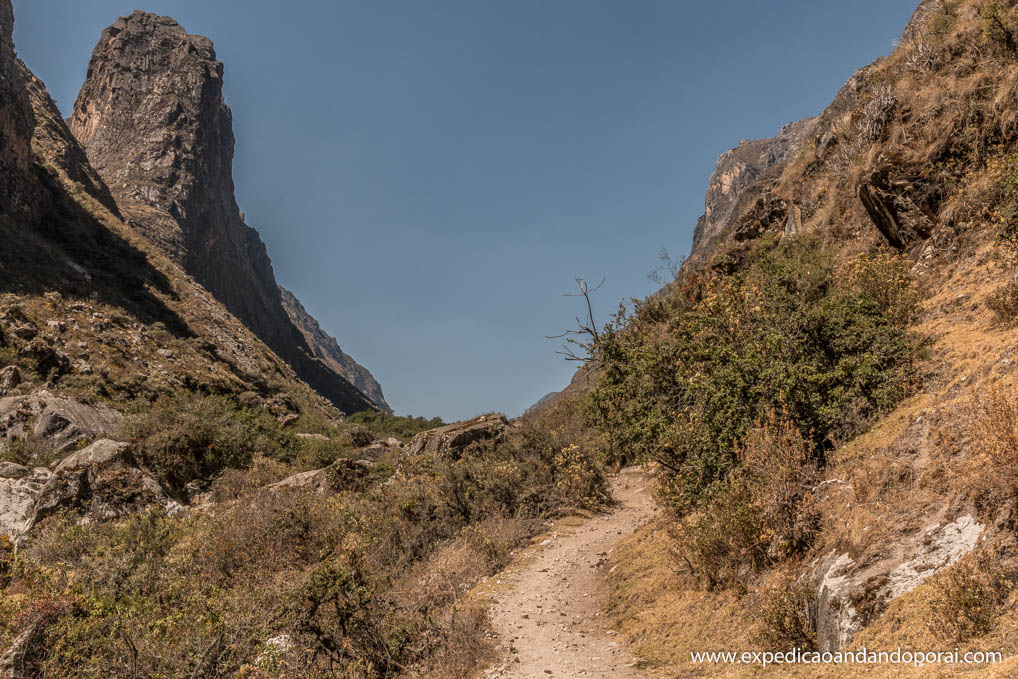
481 467 656 678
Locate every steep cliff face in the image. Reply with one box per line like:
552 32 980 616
686 117 816 268
69 12 377 414
278 286 390 412
0 0 38 221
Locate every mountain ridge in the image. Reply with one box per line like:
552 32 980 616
278 285 390 412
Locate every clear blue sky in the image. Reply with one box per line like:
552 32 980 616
13 0 918 420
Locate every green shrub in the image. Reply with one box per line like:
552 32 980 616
292 437 358 471
343 426 375 448
981 0 1018 57
344 409 444 441
553 444 612 510
989 153 1018 254
589 235 920 513
927 1 961 42
0 438 59 467
672 414 821 589
119 392 298 493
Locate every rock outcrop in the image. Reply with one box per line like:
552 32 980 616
0 391 122 454
685 117 816 269
267 457 374 495
0 3 348 424
27 439 175 532
69 12 378 415
0 439 176 540
279 287 390 411
405 414 509 458
361 437 402 460
0 464 49 541
857 162 937 250
813 514 983 652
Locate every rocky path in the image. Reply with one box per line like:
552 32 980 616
482 468 655 678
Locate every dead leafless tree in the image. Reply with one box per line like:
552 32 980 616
547 277 605 362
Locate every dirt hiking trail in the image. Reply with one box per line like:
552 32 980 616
481 467 656 678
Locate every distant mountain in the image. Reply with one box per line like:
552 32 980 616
279 286 390 412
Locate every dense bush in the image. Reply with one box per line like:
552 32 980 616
977 383 1018 488
757 573 818 651
344 410 445 441
589 235 920 514
981 0 1018 57
989 153 1018 254
119 393 299 494
669 414 820 589
0 437 60 467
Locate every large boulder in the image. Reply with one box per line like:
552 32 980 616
361 437 402 460
28 440 173 531
0 366 20 393
0 391 122 455
0 464 50 540
267 458 374 495
813 513 983 652
404 414 509 459
0 440 177 540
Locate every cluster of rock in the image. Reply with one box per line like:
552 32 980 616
267 416 511 497
0 439 178 542
268 435 405 495
267 457 375 496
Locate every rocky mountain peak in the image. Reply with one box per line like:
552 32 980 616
71 11 231 261
69 12 383 414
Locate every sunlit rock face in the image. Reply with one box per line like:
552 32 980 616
70 11 377 414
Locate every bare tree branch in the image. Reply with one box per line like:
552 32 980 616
546 278 605 362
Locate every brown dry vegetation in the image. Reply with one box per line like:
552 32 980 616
0 413 609 678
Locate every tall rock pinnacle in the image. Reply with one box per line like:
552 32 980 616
70 11 381 413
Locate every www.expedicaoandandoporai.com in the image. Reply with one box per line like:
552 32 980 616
690 648 1003 668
